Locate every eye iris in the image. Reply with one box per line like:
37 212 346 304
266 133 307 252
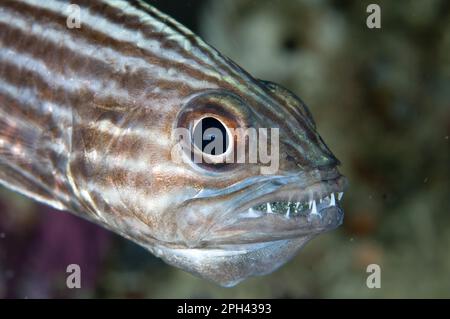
193 117 229 155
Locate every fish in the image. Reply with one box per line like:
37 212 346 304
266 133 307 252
0 0 347 287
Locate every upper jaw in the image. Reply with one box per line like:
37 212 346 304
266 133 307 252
199 169 347 247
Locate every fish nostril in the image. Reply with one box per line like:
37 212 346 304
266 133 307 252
285 154 296 162
282 35 300 53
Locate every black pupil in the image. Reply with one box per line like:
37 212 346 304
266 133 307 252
193 117 229 155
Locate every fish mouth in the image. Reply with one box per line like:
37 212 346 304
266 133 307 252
202 170 347 246
153 169 347 286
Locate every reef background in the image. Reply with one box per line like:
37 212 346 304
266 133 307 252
0 0 449 298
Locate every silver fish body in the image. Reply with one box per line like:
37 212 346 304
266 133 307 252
0 0 347 286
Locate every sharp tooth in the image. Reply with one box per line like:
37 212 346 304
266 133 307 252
330 193 336 206
309 200 313 209
295 202 300 209
267 203 272 213
286 205 290 218
311 200 318 215
248 208 258 217
338 192 344 201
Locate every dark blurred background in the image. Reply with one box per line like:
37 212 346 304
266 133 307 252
0 0 449 298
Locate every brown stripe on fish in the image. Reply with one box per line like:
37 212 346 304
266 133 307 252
3 0 226 90
91 0 268 100
124 0 240 74
0 56 72 129
0 14 186 102
0 10 214 119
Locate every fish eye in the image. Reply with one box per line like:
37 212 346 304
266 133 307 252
192 116 230 156
175 90 249 171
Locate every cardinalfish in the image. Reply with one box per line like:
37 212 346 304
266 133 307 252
0 0 347 286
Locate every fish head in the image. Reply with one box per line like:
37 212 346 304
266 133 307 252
70 74 346 287
150 79 347 286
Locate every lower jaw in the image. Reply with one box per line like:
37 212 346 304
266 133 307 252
150 235 318 287
148 190 345 286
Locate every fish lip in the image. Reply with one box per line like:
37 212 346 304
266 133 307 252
200 172 347 246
